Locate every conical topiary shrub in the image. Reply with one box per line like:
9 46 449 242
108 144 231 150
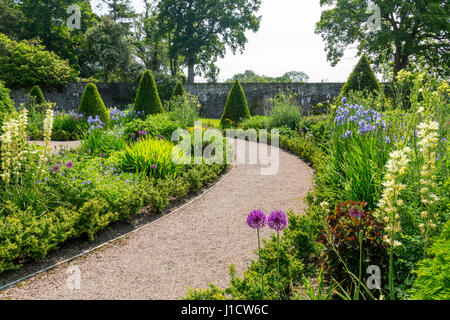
78 83 109 123
170 81 186 100
134 70 164 116
220 80 251 127
28 86 46 106
337 55 381 103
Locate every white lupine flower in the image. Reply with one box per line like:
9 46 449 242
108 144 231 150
416 120 440 239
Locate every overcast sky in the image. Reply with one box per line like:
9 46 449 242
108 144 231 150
92 0 359 83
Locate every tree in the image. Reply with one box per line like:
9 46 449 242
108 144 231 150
84 17 134 82
158 0 262 83
134 70 164 116
0 0 26 40
337 55 381 102
280 71 310 83
227 70 310 83
98 0 136 23
78 83 109 123
16 0 97 70
315 0 450 78
220 80 250 127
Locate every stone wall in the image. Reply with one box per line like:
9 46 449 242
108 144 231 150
10 82 344 118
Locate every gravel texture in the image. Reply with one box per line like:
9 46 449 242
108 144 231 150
1 139 313 300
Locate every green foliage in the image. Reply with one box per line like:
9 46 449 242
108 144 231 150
116 137 182 179
28 86 45 106
337 55 381 103
220 80 251 127
81 127 126 157
411 221 450 300
318 201 388 293
239 116 270 130
183 284 229 300
124 113 179 140
134 70 164 116
167 94 200 128
157 0 261 83
170 81 186 100
78 83 110 123
0 82 14 127
228 70 310 83
315 0 449 78
0 33 76 87
268 93 303 131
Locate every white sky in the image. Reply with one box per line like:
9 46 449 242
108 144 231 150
91 0 359 83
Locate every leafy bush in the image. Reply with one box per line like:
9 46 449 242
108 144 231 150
81 126 126 157
240 116 270 130
116 137 182 179
268 93 302 130
337 55 381 103
0 81 14 128
411 220 450 300
124 113 179 140
220 80 251 127
78 83 109 123
134 70 164 116
0 33 76 87
170 81 186 101
167 94 200 128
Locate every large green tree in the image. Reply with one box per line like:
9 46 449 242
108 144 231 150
84 17 135 82
227 70 310 83
157 0 262 83
316 0 449 78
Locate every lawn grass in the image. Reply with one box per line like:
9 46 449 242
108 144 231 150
199 118 221 129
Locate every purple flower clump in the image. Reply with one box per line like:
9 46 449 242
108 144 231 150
247 210 267 229
268 210 288 231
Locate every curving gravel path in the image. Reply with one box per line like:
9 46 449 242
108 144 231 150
1 139 313 300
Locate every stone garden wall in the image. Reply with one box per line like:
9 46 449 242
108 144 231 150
10 82 344 118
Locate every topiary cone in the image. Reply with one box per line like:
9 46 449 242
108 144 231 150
28 86 46 106
134 70 164 116
78 83 109 123
337 55 381 103
171 81 186 100
220 80 251 127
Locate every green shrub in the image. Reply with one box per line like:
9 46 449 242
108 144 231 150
240 116 269 130
170 81 186 101
268 93 302 130
167 93 200 128
78 83 109 123
220 80 250 127
0 81 14 128
337 55 381 103
124 113 179 140
81 127 126 157
0 33 75 87
116 137 182 179
28 86 45 106
411 220 450 300
134 70 164 116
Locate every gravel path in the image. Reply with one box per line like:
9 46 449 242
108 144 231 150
1 139 313 300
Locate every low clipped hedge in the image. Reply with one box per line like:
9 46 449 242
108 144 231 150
0 161 228 274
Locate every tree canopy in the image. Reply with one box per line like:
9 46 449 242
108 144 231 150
157 0 262 83
227 70 310 83
316 0 449 78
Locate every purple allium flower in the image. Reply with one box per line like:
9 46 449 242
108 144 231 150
267 210 288 231
136 137 142 142
247 210 267 229
138 130 147 136
100 153 105 158
158 135 163 140
151 164 157 170
27 135 31 141
130 133 136 139
349 207 364 218
66 161 74 169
